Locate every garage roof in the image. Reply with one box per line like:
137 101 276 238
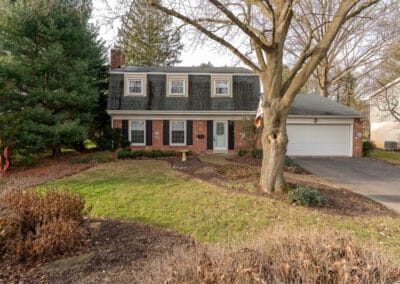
289 94 361 117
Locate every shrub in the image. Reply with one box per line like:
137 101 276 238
284 156 306 174
69 152 115 164
148 229 400 283
117 149 178 159
362 140 374 156
252 149 263 159
288 185 329 206
216 164 259 178
237 149 248 157
95 127 130 151
0 190 86 262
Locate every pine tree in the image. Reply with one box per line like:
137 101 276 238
0 0 105 158
118 0 182 66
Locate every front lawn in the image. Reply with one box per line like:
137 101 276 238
369 149 400 164
40 160 400 257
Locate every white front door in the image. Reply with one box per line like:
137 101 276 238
213 121 228 151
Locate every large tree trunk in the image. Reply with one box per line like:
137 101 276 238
260 106 288 194
259 58 290 194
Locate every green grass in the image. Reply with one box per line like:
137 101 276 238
68 151 116 164
369 149 400 164
38 160 400 258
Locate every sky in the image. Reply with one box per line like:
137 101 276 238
90 0 238 67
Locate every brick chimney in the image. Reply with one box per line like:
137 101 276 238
110 48 125 70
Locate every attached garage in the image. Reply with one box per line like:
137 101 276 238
286 94 362 157
287 123 352 156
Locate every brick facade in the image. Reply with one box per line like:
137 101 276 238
112 118 362 157
352 118 363 158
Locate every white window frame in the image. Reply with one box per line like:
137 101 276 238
129 120 146 146
166 74 188 97
211 75 232 97
124 73 147 96
169 120 186 146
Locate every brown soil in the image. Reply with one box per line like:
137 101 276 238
0 154 98 196
0 219 194 283
169 156 398 218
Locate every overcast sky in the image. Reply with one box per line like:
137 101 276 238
90 0 238 67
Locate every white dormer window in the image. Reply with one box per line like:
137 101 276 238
124 73 147 96
167 74 188 97
170 80 185 96
129 79 143 94
211 75 232 97
215 80 229 95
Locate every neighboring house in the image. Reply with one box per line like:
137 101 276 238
107 49 362 157
369 77 400 150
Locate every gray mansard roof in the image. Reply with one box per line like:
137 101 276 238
113 66 255 74
107 67 360 117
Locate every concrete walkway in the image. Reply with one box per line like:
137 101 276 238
294 157 400 213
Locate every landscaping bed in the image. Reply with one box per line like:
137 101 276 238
169 156 397 218
1 219 193 283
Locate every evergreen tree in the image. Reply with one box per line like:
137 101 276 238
118 0 182 66
0 0 105 158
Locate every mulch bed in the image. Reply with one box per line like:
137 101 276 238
169 156 398 218
0 219 194 283
0 154 99 196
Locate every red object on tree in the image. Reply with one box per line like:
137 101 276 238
3 146 10 176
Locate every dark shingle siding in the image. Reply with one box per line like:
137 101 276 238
108 73 260 111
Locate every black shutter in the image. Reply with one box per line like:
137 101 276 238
146 120 152 146
163 120 169 145
207 120 213 150
122 120 129 141
228 120 234 150
186 120 193 145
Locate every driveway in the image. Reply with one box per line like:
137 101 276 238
294 157 400 213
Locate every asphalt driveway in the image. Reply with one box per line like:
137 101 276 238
294 157 400 213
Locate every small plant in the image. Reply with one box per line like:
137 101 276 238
284 156 306 174
252 149 263 159
362 140 374 156
237 149 248 157
288 185 329 207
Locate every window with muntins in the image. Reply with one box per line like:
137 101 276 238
169 80 185 96
128 79 142 95
131 120 145 145
215 80 229 96
170 121 186 145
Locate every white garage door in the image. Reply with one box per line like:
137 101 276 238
287 124 351 156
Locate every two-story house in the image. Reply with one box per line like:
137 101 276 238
369 77 400 150
107 49 363 157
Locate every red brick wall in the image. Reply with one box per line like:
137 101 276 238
112 119 122 128
353 118 363 158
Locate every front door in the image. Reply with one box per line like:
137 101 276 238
213 121 228 151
